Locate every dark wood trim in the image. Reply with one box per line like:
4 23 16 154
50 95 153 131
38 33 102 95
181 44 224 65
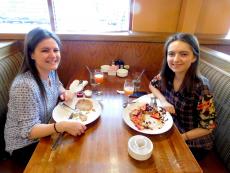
1 32 230 44
129 0 134 31
47 0 56 32
195 33 230 45
0 32 171 42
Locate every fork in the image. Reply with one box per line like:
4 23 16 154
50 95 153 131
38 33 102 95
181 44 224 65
79 80 83 85
150 96 157 107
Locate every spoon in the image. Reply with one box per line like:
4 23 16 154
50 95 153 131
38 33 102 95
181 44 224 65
85 65 93 75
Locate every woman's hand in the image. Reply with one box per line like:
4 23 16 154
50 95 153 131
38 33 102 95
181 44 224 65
60 90 74 102
160 100 176 114
57 121 87 136
149 84 176 114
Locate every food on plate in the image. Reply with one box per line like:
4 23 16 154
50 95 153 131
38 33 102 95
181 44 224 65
70 99 95 122
72 112 88 122
129 103 167 130
75 99 93 111
79 114 87 121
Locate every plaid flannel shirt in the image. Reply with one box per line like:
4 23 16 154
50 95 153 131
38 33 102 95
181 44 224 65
151 74 216 150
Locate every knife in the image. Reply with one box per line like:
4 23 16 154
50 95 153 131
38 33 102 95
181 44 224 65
51 113 74 150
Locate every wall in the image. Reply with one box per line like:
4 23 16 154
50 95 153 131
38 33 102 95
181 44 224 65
196 0 230 34
132 0 182 33
132 0 230 35
58 40 164 86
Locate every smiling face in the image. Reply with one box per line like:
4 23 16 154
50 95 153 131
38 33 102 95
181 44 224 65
167 40 196 77
32 38 61 79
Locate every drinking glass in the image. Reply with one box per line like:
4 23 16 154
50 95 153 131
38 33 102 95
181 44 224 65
93 69 104 95
132 71 142 92
123 79 134 107
90 74 99 91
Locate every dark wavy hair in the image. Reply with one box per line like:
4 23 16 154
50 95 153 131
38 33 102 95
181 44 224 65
160 33 200 93
20 27 62 117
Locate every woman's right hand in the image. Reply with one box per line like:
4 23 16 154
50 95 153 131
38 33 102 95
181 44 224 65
160 100 176 114
56 121 87 136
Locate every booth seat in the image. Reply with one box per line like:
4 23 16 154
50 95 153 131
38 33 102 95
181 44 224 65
198 53 230 172
0 42 24 173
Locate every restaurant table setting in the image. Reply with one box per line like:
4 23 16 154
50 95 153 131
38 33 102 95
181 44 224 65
24 69 202 173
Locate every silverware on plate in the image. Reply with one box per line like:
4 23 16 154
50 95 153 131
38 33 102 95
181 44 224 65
79 80 83 85
150 96 157 107
61 102 76 112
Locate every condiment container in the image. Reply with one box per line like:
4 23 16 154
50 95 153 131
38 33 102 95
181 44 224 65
128 135 153 161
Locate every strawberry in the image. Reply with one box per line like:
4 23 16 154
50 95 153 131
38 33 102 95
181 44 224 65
151 112 160 119
135 124 144 130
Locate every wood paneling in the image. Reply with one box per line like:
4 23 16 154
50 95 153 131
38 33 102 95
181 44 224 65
132 0 230 35
177 0 203 33
58 41 164 86
132 0 182 32
196 0 230 35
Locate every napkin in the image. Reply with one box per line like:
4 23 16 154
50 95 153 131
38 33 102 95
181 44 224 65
69 80 88 93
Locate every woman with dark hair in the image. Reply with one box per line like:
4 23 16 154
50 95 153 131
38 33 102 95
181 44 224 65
4 28 86 165
149 33 216 160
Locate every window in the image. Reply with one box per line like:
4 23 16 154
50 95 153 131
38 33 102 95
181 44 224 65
53 0 130 33
0 0 131 33
0 0 51 33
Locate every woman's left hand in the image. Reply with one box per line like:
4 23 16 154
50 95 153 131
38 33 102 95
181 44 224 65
60 90 74 102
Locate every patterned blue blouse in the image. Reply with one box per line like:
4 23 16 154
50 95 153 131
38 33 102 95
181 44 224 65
4 71 61 153
151 74 216 150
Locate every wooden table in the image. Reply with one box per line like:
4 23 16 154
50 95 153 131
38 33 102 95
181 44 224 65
24 72 202 173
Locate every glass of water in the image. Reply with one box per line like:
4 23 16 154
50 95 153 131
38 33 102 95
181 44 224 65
132 72 142 92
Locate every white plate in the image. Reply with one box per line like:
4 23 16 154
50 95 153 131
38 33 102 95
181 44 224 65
123 101 173 135
52 98 102 125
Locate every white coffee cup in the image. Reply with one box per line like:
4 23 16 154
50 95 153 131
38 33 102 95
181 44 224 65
128 135 153 161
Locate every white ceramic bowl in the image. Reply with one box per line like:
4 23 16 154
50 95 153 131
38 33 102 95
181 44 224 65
101 65 110 73
128 135 153 161
117 69 128 77
84 90 92 97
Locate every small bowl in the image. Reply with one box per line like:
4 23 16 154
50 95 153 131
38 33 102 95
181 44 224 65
101 65 110 73
117 69 128 77
84 90 92 97
128 135 153 161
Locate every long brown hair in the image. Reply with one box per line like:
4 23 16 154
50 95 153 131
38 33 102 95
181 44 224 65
20 28 62 117
160 33 200 94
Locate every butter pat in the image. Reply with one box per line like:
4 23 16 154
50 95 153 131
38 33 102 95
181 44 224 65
101 65 110 73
